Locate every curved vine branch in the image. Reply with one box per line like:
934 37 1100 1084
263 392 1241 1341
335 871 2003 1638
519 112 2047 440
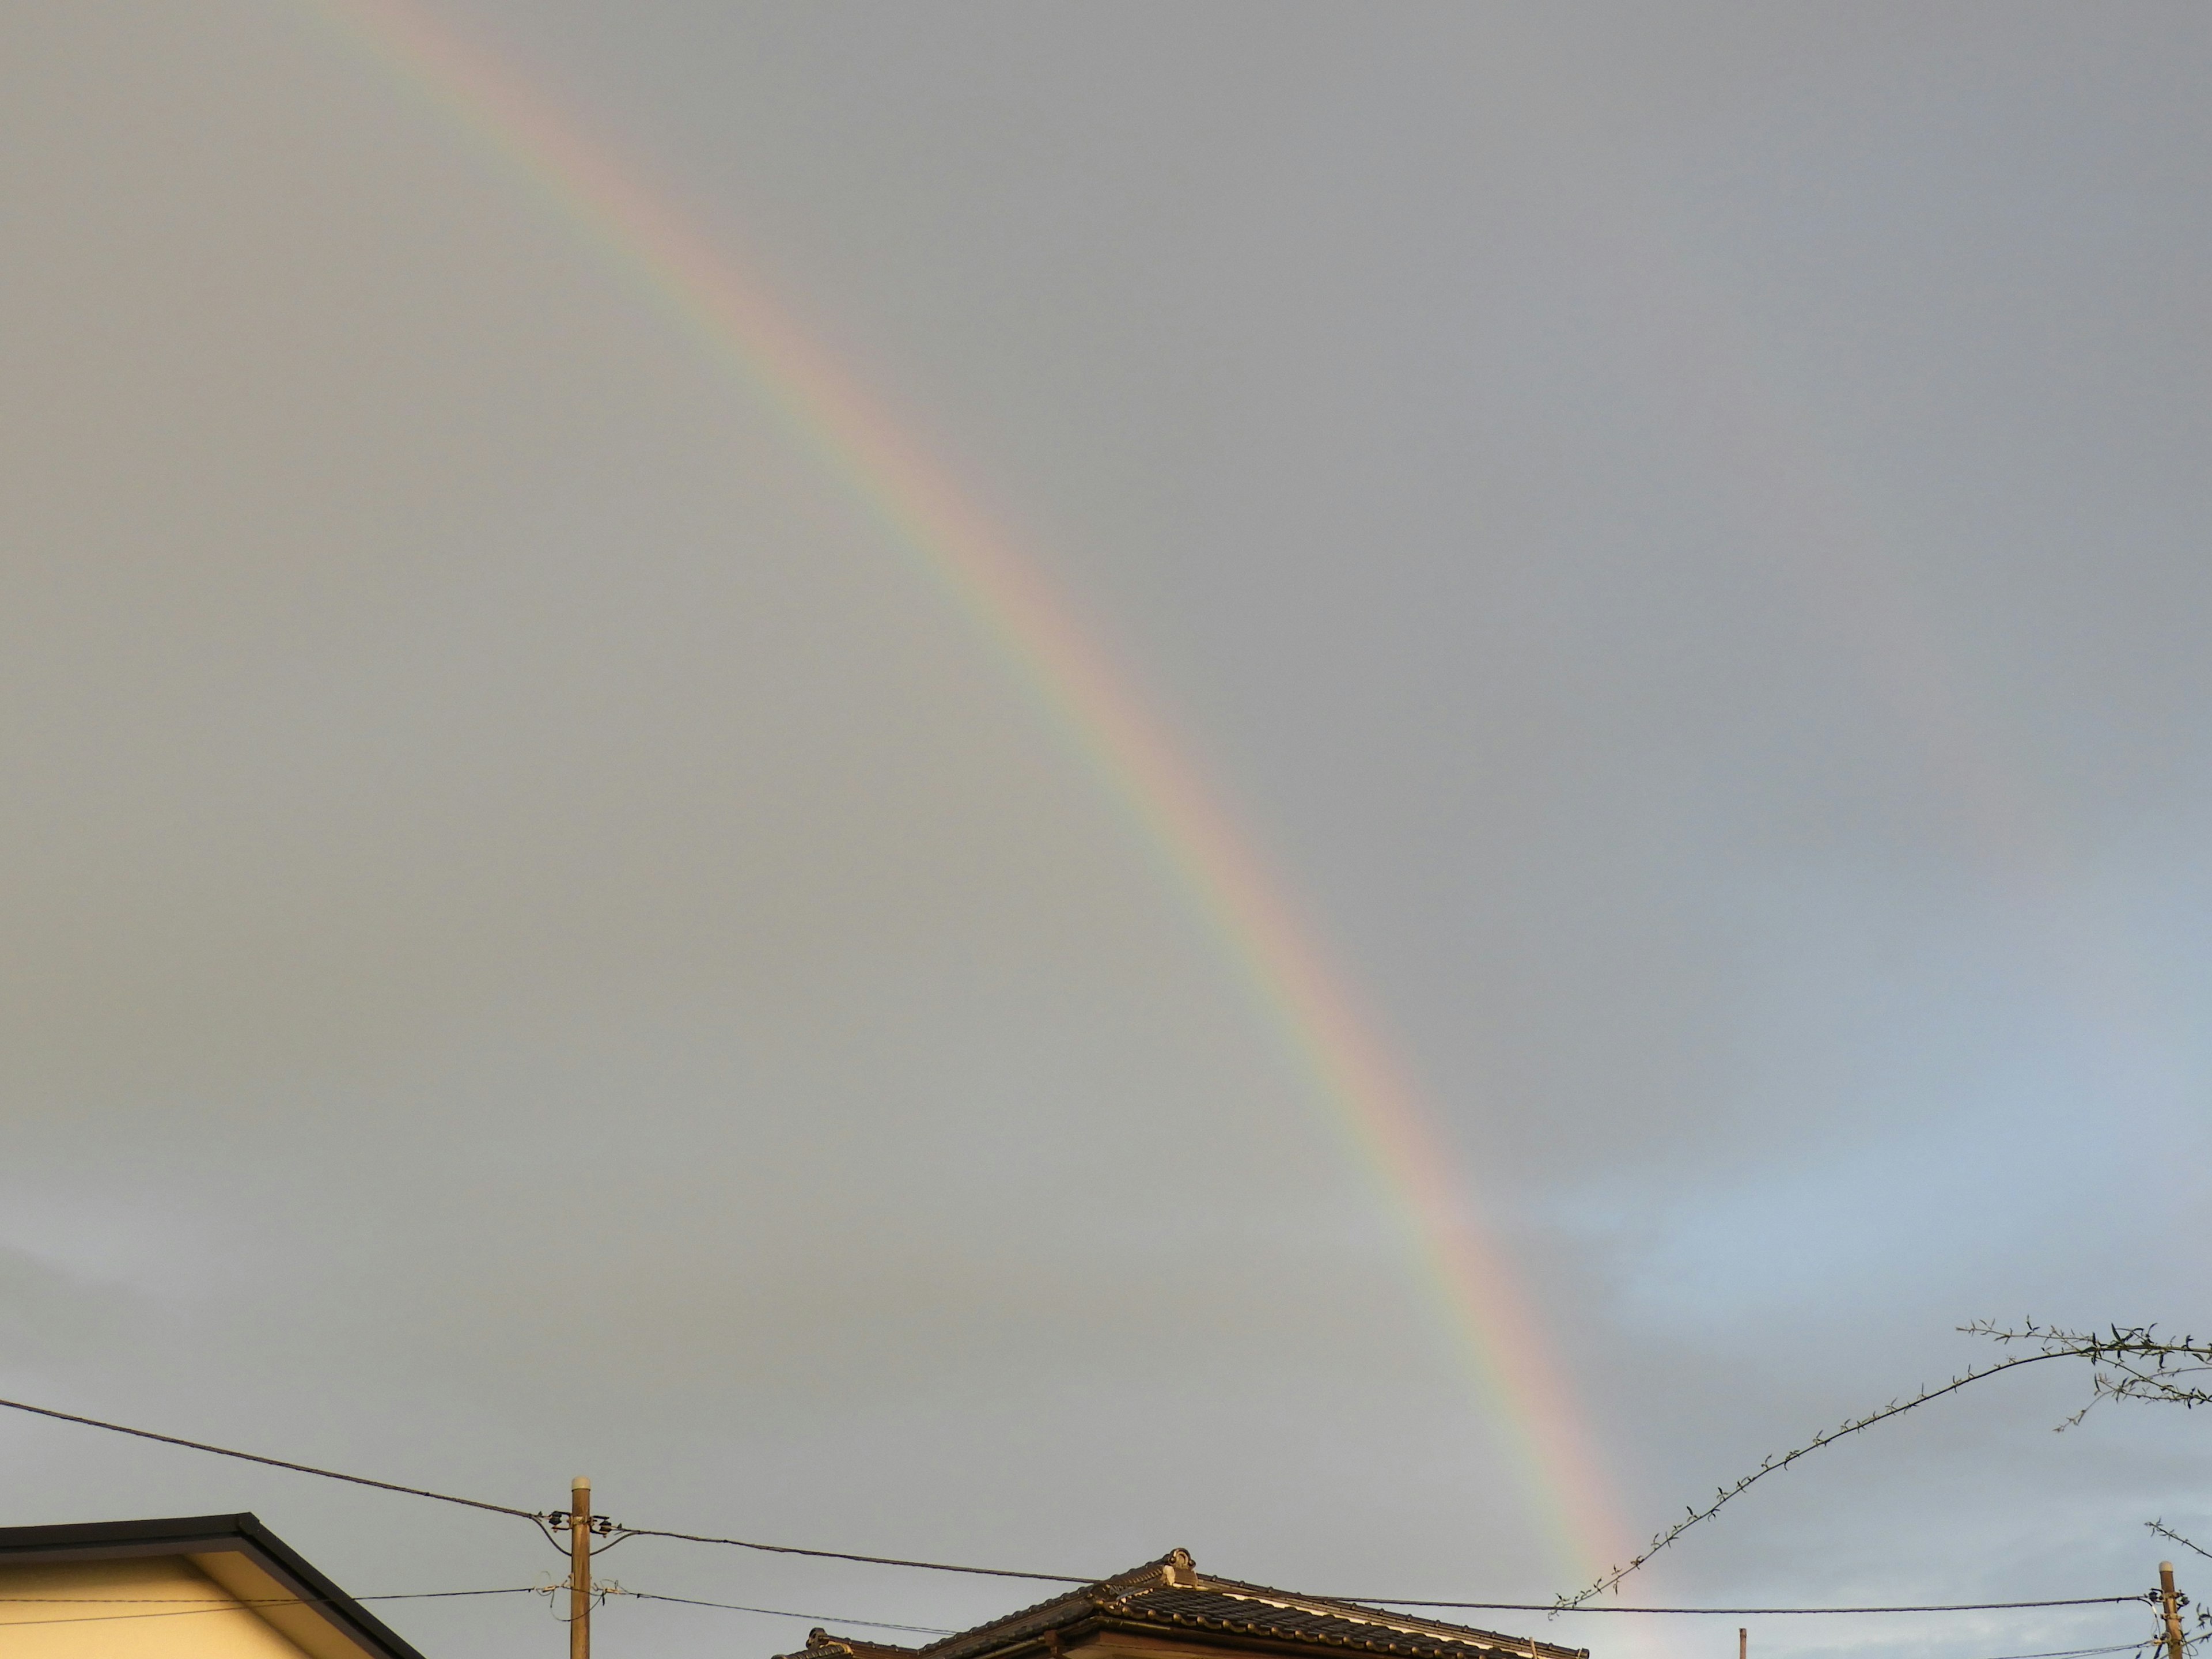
1555 1322 2212 1611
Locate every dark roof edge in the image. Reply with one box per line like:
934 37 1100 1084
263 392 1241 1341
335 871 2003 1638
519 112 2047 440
1176 1579 1587 1659
896 1562 1586 1659
1086 1603 1586 1659
909 1553 1187 1659
0 1512 429 1659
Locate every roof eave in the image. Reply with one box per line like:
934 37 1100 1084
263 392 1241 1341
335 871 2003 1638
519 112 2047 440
0 1512 429 1659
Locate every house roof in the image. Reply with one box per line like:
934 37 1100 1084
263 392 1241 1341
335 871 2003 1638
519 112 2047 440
786 1551 1587 1659
0 1512 429 1659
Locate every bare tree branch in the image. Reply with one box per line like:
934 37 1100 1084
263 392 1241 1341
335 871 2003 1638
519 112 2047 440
1555 1322 2212 1611
2149 1520 2212 1566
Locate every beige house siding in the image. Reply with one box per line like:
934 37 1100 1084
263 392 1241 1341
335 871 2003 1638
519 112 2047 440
0 1554 316 1659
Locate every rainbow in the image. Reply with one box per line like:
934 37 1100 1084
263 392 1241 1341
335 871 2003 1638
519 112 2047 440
304 0 1629 1590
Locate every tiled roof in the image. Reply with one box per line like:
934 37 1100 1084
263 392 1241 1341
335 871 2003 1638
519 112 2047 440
779 1552 1587 1659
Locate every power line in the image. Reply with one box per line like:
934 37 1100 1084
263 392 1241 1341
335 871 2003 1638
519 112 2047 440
0 1590 533 1605
611 1589 956 1633
0 1395 1087 1584
0 1394 2170 1618
0 1588 535 1631
1346 1597 2154 1615
0 1395 537 1522
608 1525 1086 1584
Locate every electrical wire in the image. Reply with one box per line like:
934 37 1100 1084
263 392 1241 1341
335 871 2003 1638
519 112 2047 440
610 1589 956 1633
0 1395 538 1521
605 1525 1088 1584
0 1588 536 1630
0 1394 2172 1618
0 1590 534 1605
1343 1597 2154 1615
0 1395 1086 1582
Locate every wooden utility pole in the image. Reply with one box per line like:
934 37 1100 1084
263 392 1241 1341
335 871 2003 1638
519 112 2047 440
2160 1561 2186 1659
1737 1628 1745 1659
570 1476 593 1659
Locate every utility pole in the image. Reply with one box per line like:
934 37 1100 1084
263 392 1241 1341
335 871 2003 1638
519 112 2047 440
570 1476 593 1659
1738 1629 1745 1659
2160 1561 2186 1659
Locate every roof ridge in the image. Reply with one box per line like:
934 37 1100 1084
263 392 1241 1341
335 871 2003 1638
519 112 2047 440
821 1553 1586 1659
1183 1578 1560 1653
1099 1550 1187 1588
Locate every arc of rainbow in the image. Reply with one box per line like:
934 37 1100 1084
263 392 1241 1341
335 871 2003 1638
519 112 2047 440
304 0 1628 1587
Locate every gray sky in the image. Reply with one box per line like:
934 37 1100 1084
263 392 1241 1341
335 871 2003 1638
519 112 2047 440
4 5 2210 1659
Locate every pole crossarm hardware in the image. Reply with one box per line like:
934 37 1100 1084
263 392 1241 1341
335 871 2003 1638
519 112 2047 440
2157 1562 2188 1659
546 1478 617 1659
